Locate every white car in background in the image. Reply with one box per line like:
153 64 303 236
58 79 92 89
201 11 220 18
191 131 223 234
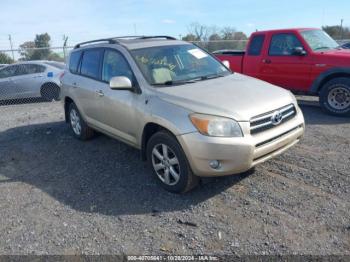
0 61 64 101
0 64 8 69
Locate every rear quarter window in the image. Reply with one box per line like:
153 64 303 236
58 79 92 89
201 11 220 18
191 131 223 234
247 35 265 56
69 51 82 74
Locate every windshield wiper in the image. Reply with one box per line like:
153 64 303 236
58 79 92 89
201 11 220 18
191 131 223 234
152 79 197 86
189 73 226 82
152 74 226 86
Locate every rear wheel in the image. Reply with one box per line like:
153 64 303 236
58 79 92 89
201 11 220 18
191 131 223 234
41 83 60 101
319 77 350 116
68 103 94 140
147 131 199 193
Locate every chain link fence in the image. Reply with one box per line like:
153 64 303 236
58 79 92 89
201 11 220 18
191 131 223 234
1 38 348 63
0 38 349 107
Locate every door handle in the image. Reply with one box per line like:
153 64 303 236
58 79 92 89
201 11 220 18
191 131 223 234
262 59 271 64
96 90 104 97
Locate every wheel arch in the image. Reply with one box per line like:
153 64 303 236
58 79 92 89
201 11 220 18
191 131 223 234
40 81 60 91
310 67 350 94
141 122 179 161
64 96 74 123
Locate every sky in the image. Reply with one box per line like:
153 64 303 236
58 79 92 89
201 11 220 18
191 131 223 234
0 0 349 50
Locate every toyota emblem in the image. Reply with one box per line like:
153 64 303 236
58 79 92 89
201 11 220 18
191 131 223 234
271 111 283 125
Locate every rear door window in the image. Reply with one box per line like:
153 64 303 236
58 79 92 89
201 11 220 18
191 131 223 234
69 51 82 74
247 35 265 56
19 64 46 75
80 49 103 80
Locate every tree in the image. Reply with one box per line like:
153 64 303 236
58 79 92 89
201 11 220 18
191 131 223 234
188 22 211 41
221 27 236 40
0 52 14 64
323 25 350 40
31 33 51 60
182 33 199 42
208 33 222 52
19 41 36 61
19 33 53 61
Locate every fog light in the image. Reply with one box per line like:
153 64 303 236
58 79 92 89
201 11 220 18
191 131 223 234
209 160 221 169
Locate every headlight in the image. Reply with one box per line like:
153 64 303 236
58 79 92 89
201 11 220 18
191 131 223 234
289 91 298 103
189 113 243 137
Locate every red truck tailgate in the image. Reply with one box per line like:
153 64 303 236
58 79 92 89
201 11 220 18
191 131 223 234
214 52 244 73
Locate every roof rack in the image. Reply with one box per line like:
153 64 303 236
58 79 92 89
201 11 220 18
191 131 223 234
112 35 176 40
138 36 177 40
74 35 177 49
74 38 118 49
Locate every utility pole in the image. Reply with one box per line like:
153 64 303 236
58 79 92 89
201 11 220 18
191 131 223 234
133 23 137 35
8 34 15 61
63 35 68 61
340 19 344 40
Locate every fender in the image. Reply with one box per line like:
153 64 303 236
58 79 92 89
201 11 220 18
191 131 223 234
310 67 350 94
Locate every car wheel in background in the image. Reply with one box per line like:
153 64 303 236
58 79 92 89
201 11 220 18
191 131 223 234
68 103 94 140
41 83 60 101
147 131 199 193
320 77 350 116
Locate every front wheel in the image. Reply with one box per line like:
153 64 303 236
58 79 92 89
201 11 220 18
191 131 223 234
319 77 350 116
147 131 199 193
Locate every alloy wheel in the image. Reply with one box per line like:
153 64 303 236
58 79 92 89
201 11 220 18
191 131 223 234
151 143 181 186
70 108 82 136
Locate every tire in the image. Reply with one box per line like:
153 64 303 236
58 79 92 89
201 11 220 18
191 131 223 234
41 83 60 101
319 77 350 116
146 131 199 193
68 103 94 140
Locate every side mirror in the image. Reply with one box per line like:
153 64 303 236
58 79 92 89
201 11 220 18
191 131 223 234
293 47 307 56
109 76 133 90
222 60 230 68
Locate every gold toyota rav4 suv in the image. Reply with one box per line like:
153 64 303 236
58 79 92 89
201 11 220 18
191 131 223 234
61 36 305 193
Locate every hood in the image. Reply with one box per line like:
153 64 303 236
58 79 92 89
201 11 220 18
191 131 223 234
316 49 350 60
153 73 295 121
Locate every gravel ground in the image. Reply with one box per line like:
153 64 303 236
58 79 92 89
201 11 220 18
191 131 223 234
0 98 349 256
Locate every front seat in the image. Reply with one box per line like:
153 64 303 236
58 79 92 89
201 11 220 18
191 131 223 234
152 67 176 84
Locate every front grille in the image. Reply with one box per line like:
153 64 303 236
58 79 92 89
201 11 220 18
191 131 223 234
250 104 296 135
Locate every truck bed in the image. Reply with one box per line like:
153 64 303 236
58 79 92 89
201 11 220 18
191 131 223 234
213 50 245 73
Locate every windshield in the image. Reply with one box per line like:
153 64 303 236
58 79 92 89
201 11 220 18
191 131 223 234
130 44 230 86
300 29 339 51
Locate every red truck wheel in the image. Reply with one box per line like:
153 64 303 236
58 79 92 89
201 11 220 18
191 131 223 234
319 77 350 117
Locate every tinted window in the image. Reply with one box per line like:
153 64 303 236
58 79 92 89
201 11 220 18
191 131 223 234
269 33 303 56
69 51 82 73
80 49 102 79
102 50 133 82
248 35 265 56
0 66 17 78
17 64 46 75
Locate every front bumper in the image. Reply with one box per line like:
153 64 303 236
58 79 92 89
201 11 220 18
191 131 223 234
177 107 305 177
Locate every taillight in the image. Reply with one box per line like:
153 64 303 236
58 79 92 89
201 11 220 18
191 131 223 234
59 72 65 82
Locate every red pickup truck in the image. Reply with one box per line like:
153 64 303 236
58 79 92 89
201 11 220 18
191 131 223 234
214 28 350 116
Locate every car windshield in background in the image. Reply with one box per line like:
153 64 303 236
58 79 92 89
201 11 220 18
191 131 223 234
300 29 339 51
130 44 230 86
44 61 65 69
